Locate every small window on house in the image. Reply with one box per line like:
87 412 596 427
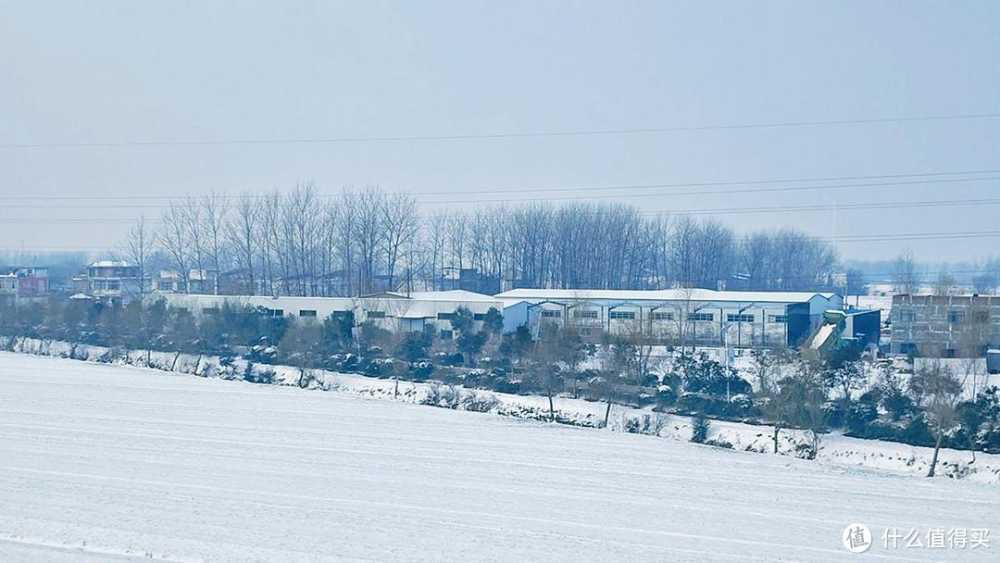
299 309 317 318
768 315 788 323
268 308 284 317
727 314 754 323
437 312 456 320
203 307 220 315
609 311 635 320
651 312 673 321
541 310 562 318
688 313 713 322
366 310 386 319
948 310 966 324
439 329 453 340
973 311 990 323
898 311 916 322
573 310 599 319
578 327 593 336
473 313 486 321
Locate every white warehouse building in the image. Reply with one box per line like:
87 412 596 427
496 288 843 348
156 290 503 339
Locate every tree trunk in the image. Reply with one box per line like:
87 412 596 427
772 425 780 453
603 400 613 428
394 377 399 400
548 393 555 422
927 431 944 477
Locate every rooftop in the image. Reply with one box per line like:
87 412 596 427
90 260 133 268
494 288 839 304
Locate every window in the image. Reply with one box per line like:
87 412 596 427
651 312 673 321
267 308 284 317
437 312 455 320
768 315 787 323
299 309 317 318
578 327 593 336
203 307 220 315
332 310 351 318
688 313 713 322
573 310 599 319
366 310 385 319
897 311 915 322
609 311 635 320
541 310 562 318
473 313 486 321
900 342 918 355
974 311 990 323
948 310 966 324
439 329 453 340
727 314 754 323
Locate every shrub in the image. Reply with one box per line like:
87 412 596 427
461 391 500 413
409 361 434 381
844 400 878 434
705 438 734 449
245 367 275 385
654 384 677 411
691 414 710 443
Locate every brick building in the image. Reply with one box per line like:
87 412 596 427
890 294 1000 357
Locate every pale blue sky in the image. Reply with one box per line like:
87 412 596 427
2 1 998 261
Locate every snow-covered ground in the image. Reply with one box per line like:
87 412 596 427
1 353 998 561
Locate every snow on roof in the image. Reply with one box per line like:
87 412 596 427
404 290 499 303
90 260 132 268
398 302 438 319
494 288 839 304
69 293 93 300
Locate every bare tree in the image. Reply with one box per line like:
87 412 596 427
425 211 448 291
355 188 386 294
122 215 153 300
933 270 956 297
909 360 963 477
202 191 230 294
159 202 192 292
381 193 419 291
226 193 260 295
892 250 919 294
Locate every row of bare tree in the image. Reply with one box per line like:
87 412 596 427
122 185 840 297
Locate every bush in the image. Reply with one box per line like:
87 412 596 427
705 438 734 449
409 361 434 381
245 367 275 385
630 414 667 436
844 400 878 434
422 383 462 409
655 384 677 410
691 414 710 443
461 391 500 413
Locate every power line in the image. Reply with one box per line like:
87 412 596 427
4 112 999 149
10 230 1000 253
10 194 1000 223
3 175 1000 210
5 167 1000 202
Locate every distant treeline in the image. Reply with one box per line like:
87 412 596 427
115 186 841 297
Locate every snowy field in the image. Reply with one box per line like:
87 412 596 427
1 353 999 562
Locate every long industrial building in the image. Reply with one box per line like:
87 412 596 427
156 287 855 349
497 288 846 348
158 290 503 339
